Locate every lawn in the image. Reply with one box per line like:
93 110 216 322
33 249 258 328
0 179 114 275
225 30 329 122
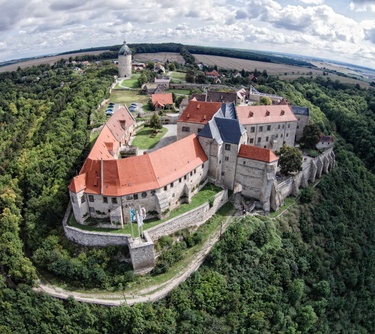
169 89 191 95
110 90 149 105
170 71 186 83
119 74 141 89
131 127 168 149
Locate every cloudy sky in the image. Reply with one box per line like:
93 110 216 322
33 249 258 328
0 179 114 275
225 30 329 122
1 0 375 69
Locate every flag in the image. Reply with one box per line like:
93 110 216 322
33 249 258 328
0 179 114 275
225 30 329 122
136 211 143 227
130 209 136 222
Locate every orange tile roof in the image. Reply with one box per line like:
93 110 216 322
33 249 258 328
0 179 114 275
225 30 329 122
68 173 86 193
106 107 135 142
151 93 173 107
70 134 208 196
238 144 279 163
236 105 297 125
178 101 222 124
87 125 119 161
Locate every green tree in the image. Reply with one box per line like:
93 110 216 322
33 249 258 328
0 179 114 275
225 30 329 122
301 123 321 149
149 112 162 131
276 144 302 175
259 96 272 105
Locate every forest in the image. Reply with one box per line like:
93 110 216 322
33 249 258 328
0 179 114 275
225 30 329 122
0 56 375 333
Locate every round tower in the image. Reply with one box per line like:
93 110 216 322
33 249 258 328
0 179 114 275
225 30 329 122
118 41 132 78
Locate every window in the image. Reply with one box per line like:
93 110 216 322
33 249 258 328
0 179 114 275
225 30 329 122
126 195 133 200
71 196 75 204
221 172 225 176
184 175 187 180
278 124 281 129
103 196 108 203
288 124 291 128
80 196 85 203
197 128 202 133
170 182 174 188
282 124 284 129
164 186 168 191
281 134 283 138
225 156 229 161
141 192 147 198
259 126 263 132
267 125 271 131
112 197 117 204
89 207 95 213
257 137 261 143
243 161 246 165
250 138 254 144
179 178 182 183
250 126 255 133
133 194 138 200
286 133 289 137
225 144 231 151
266 136 269 142
151 190 156 196
89 195 94 202
276 134 279 138
182 126 190 132
297 125 299 129
194 169 196 174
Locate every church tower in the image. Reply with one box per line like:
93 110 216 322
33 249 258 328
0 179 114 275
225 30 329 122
118 41 132 78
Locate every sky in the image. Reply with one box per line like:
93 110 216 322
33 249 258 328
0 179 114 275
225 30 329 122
1 0 375 69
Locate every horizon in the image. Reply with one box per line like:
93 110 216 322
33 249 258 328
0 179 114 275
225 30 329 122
0 0 374 70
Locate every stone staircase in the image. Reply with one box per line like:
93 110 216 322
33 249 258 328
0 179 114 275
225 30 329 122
156 192 169 215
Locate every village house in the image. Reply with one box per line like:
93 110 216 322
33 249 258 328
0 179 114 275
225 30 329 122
151 93 174 111
155 77 171 89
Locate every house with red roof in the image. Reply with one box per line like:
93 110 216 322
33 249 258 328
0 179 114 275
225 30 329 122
151 93 173 111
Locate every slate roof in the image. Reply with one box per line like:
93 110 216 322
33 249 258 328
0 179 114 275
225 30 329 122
236 105 297 125
199 116 246 145
238 144 279 163
292 105 310 116
190 91 237 103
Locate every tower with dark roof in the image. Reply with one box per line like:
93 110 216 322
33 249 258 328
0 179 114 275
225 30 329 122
118 41 132 78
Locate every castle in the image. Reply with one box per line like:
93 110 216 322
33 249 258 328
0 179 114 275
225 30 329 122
68 99 335 228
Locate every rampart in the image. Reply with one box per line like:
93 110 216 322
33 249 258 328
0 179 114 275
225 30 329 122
63 189 228 272
270 148 335 211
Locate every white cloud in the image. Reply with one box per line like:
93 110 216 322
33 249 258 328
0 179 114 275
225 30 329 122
299 0 325 4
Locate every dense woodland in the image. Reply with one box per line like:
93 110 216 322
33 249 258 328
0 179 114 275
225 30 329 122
0 55 375 333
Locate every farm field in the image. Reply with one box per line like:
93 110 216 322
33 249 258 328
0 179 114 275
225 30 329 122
133 52 185 64
0 50 110 73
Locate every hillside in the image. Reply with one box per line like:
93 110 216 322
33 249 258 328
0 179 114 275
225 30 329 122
0 58 375 333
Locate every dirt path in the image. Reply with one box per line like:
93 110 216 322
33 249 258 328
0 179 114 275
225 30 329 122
35 211 236 306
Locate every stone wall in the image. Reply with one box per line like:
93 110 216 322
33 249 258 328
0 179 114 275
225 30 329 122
270 148 335 211
147 189 228 241
129 232 155 274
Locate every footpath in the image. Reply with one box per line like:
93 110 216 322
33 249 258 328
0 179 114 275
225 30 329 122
35 211 236 306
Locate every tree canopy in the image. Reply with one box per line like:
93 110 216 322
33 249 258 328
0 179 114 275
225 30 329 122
276 144 303 175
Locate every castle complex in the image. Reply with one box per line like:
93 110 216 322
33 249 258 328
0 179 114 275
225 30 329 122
69 99 334 227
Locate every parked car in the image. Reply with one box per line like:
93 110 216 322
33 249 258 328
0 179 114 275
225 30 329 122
108 103 115 107
129 106 138 112
106 109 114 115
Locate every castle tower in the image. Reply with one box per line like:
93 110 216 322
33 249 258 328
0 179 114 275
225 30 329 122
118 40 132 78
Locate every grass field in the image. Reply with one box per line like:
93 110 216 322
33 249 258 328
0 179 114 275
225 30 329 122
110 90 149 106
131 127 168 149
169 89 191 95
118 74 141 88
170 71 186 83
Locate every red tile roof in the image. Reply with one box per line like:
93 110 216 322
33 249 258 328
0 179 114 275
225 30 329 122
69 134 208 196
106 107 135 142
238 144 279 163
178 101 222 124
236 105 297 125
151 93 173 107
87 125 119 161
